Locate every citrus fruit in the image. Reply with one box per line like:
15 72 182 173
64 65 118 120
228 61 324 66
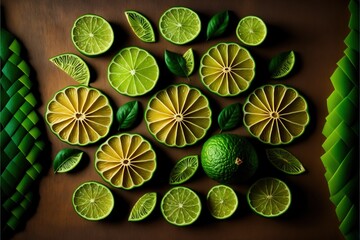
199 42 256 97
183 48 195 76
201 133 258 183
159 7 201 45
49 53 90 85
269 51 296 79
247 177 291 217
95 133 157 189
72 181 114 221
161 186 201 226
144 84 212 147
45 85 113 146
128 192 157 221
71 14 114 56
108 46 159 97
207 185 238 219
243 84 310 145
53 148 84 173
266 148 306 175
236 16 267 46
169 155 199 185
124 10 156 43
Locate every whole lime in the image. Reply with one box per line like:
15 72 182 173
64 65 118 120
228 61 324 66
201 134 258 183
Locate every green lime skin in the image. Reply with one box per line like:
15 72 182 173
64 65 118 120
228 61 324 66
201 133 258 183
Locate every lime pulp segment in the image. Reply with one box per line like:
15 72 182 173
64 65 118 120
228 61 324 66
125 10 156 43
266 148 305 175
169 155 199 185
129 192 157 221
183 48 195 76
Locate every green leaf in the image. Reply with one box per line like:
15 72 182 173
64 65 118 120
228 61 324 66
266 148 306 175
206 11 230 40
164 50 188 77
116 100 140 130
218 103 242 131
53 148 83 173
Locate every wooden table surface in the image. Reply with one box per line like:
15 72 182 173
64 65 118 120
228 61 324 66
2 0 349 239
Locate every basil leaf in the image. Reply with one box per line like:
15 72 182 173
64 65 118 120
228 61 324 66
206 11 230 40
116 100 140 130
218 103 242 131
53 148 83 173
164 50 188 77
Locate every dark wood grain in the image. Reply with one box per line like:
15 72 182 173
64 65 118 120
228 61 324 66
1 0 349 239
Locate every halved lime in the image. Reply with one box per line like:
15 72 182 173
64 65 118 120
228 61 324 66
207 185 238 219
169 155 199 185
71 14 114 56
236 16 267 46
72 181 114 221
45 85 113 146
108 46 159 97
269 51 296 79
159 7 201 45
247 177 291 217
129 192 157 221
49 53 90 85
144 84 212 147
125 10 156 43
266 148 306 175
243 84 310 145
183 48 195 76
95 133 157 190
161 186 201 226
199 42 255 97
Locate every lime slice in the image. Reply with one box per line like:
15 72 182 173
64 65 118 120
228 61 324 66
269 51 296 79
53 148 84 173
108 46 159 97
199 42 256 97
169 155 199 185
45 85 113 146
49 53 90 85
95 133 157 189
124 10 156 43
129 192 157 221
183 48 195 76
145 84 212 147
72 181 114 221
159 7 201 45
266 148 306 175
71 14 114 56
161 186 201 226
243 84 310 145
207 185 238 219
247 177 291 217
236 16 267 46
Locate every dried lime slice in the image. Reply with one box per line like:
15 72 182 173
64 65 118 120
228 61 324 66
169 155 199 185
207 185 238 219
236 16 267 46
125 10 156 43
243 84 310 145
159 7 201 45
266 148 306 175
269 51 296 79
128 192 157 221
49 53 90 85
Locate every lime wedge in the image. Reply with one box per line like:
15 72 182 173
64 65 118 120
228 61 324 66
71 14 114 56
53 148 84 173
129 192 157 221
49 53 90 85
125 10 156 43
72 181 114 221
247 177 291 217
269 51 296 79
108 46 159 96
159 7 201 45
266 148 306 175
169 155 199 185
161 186 201 226
183 48 195 76
207 185 238 219
236 16 267 46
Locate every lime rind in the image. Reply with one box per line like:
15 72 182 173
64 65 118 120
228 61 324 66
49 53 90 85
159 7 201 45
266 148 306 175
169 155 199 185
236 16 267 46
128 192 157 221
125 10 156 43
207 185 238 219
269 51 296 79
72 181 114 221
